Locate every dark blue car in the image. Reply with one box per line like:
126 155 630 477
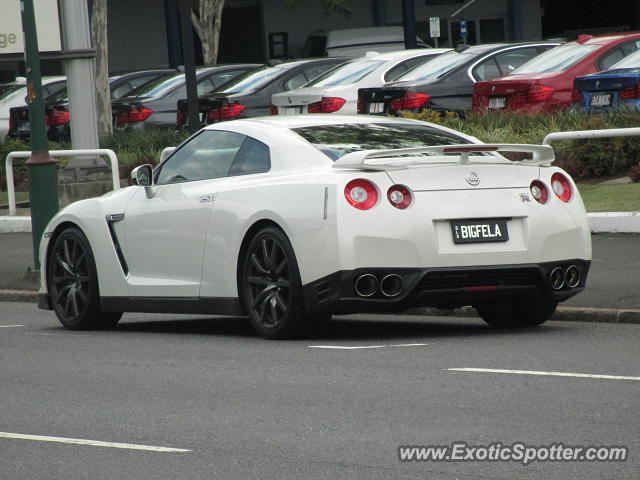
573 49 640 111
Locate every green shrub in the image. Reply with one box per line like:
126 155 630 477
399 109 640 178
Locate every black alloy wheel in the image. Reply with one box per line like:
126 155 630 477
242 227 305 339
47 228 122 330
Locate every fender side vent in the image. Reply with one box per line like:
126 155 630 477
106 214 129 276
315 281 331 304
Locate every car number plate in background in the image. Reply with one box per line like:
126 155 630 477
488 97 506 110
368 102 384 114
285 107 303 115
590 93 611 107
451 219 509 244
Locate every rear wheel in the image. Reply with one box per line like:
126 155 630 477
241 227 307 339
475 299 557 328
47 227 122 330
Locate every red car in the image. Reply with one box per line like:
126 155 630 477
473 33 640 114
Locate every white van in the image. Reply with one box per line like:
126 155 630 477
303 26 430 58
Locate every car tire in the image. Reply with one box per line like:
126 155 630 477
47 227 122 330
241 226 306 339
475 299 557 328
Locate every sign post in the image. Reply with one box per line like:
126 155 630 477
460 17 468 44
20 0 59 270
429 17 440 48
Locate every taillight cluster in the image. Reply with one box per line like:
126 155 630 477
344 179 413 210
619 83 640 100
529 172 572 204
571 89 583 103
512 85 554 104
207 103 245 122
307 97 346 113
117 106 153 124
46 110 70 126
389 92 429 111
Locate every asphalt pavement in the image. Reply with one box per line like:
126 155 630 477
0 232 638 309
0 303 638 479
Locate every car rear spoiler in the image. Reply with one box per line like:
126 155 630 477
331 144 555 170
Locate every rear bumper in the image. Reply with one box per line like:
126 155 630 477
302 260 590 315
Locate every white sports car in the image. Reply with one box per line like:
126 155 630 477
38 115 591 338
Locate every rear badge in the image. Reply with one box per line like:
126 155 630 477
465 172 480 186
520 193 531 202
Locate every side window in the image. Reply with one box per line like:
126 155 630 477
621 39 640 56
599 47 625 70
494 48 540 76
473 57 501 81
284 71 308 91
110 81 133 99
197 78 215 96
210 70 241 89
228 137 271 176
384 63 408 82
304 63 336 83
156 130 245 184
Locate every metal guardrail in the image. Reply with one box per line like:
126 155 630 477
542 127 640 145
4 149 120 216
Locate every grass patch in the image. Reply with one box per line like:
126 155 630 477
577 183 640 212
0 191 29 206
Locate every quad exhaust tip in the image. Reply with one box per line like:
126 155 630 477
354 274 379 297
565 265 580 288
380 274 404 297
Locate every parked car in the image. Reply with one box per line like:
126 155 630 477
176 58 345 126
112 65 262 129
1 76 65 142
7 70 178 142
358 42 560 115
38 115 590 339
572 48 640 111
271 49 450 115
303 26 431 58
473 33 640 114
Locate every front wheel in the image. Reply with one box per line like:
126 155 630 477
47 227 122 330
475 299 557 328
241 227 307 339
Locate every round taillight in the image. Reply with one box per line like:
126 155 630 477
551 172 572 203
344 179 378 210
530 180 549 204
387 185 412 209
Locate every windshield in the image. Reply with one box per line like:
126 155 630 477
610 49 640 69
219 67 284 93
292 123 470 160
125 74 183 98
394 52 473 82
511 44 599 74
306 60 383 87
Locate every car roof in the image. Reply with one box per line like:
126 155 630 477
570 32 640 45
207 114 423 131
362 48 451 61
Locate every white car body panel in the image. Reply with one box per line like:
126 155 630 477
39 115 591 319
272 50 450 115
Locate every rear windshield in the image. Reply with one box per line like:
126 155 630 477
219 66 285 94
292 123 469 160
306 60 383 87
125 74 183 98
394 51 474 82
511 44 599 74
610 49 640 69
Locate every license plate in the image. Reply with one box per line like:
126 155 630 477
284 107 302 115
488 97 506 110
368 102 385 114
590 93 611 107
451 219 509 244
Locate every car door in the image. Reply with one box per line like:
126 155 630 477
121 130 246 298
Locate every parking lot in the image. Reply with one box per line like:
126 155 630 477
1 301 638 479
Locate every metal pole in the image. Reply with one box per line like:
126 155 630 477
401 0 418 49
20 0 59 270
178 0 199 133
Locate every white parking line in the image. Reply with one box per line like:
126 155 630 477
0 432 192 453
308 343 429 350
447 368 640 382
0 325 25 328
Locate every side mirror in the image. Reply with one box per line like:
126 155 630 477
131 164 154 187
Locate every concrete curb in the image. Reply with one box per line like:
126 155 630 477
2 212 639 233
2 289 639 324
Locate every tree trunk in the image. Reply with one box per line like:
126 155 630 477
91 0 112 139
191 0 225 65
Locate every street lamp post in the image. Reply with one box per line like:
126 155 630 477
20 0 59 270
